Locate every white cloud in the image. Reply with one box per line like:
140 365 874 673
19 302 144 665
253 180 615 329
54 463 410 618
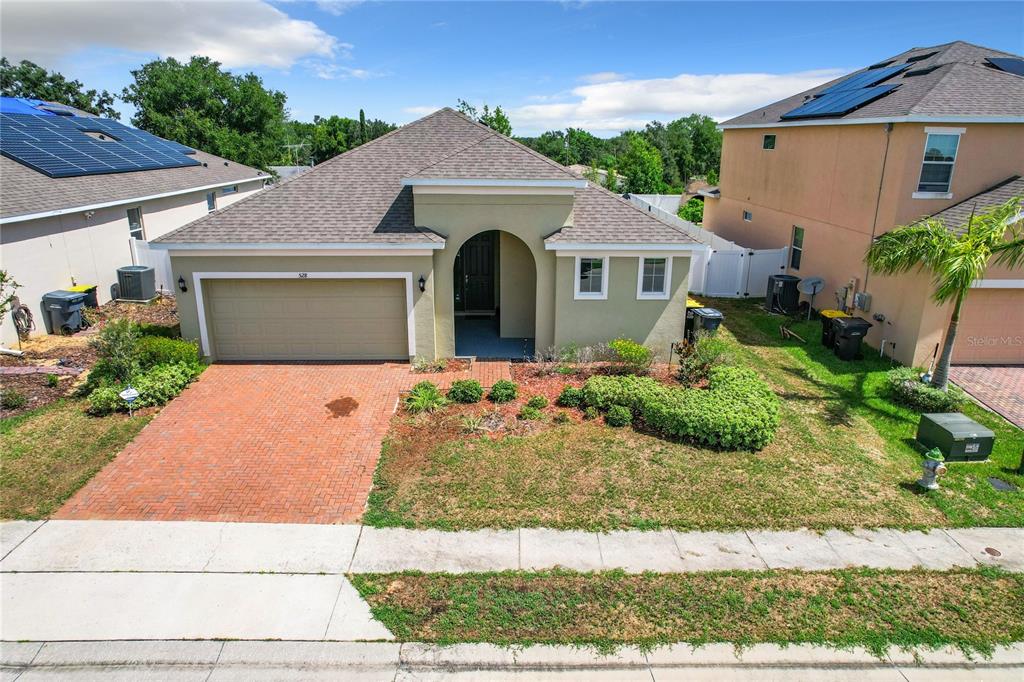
1 0 340 70
308 62 382 80
512 69 846 134
313 0 364 16
579 71 627 84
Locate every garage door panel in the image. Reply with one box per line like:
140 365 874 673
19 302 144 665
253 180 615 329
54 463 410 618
205 278 409 361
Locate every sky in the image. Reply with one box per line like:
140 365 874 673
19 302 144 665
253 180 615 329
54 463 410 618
2 1 1022 136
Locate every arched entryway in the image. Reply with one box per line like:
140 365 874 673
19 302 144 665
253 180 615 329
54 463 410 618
453 229 537 358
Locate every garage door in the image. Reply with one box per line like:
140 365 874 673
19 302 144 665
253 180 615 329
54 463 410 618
205 278 409 360
951 288 1024 364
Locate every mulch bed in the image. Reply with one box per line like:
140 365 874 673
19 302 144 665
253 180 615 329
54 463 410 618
412 358 472 374
89 294 180 329
0 373 78 418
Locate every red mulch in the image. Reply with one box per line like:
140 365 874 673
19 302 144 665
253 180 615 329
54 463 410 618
413 358 472 374
89 294 180 329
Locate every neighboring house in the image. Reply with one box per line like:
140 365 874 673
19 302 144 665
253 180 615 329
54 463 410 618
153 108 701 362
0 97 267 347
703 41 1024 366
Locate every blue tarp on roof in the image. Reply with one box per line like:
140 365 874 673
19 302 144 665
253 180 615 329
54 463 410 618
0 97 55 116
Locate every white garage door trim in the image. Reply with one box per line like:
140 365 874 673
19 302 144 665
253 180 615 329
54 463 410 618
192 271 416 357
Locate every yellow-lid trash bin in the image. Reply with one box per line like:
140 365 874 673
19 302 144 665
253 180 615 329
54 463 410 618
66 284 98 307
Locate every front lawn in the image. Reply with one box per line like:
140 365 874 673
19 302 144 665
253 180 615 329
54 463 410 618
366 298 1023 531
0 399 152 519
353 568 1024 656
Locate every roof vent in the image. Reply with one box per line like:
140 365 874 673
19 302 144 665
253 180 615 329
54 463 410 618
905 51 937 63
904 65 940 77
868 60 895 69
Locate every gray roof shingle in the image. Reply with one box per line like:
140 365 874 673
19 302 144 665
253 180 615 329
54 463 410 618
722 41 1024 127
156 108 697 247
1 149 265 220
925 176 1023 234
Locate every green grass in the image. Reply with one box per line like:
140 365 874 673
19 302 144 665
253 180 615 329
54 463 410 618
352 567 1024 656
1 399 151 519
365 298 1022 531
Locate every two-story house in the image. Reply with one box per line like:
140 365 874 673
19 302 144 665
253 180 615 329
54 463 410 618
703 42 1023 366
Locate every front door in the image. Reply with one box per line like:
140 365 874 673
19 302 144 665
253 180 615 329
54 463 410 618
454 232 496 313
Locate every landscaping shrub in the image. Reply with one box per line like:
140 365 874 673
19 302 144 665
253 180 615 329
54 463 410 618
488 379 518 403
2 389 27 410
583 406 599 420
608 338 653 374
526 395 548 409
885 367 966 412
553 411 571 424
518 405 543 420
582 366 779 450
46 374 60 388
135 336 200 369
86 362 204 415
412 356 448 373
556 386 584 408
605 404 632 427
447 379 484 404
676 330 732 386
90 319 140 382
136 323 180 339
404 381 449 413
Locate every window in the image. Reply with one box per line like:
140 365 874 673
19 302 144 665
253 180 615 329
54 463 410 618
762 134 776 150
222 185 238 195
206 192 217 212
742 210 753 222
636 257 672 300
126 207 144 240
574 256 608 300
790 226 804 270
916 130 961 197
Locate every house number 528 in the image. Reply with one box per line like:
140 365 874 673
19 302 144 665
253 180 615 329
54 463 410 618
298 272 308 278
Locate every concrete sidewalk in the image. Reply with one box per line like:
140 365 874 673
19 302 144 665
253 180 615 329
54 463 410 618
3 641 1022 681
3 520 1022 574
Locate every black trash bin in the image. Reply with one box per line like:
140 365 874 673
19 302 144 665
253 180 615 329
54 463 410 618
42 290 88 335
832 316 872 360
692 307 724 338
819 309 848 348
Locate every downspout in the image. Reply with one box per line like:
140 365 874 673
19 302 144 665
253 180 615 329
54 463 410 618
864 122 893 291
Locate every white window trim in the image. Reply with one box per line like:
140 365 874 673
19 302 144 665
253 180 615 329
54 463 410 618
762 134 776 150
915 129 962 198
191 271 416 358
126 206 145 240
573 256 609 300
742 210 753 222
206 192 217 213
636 256 672 300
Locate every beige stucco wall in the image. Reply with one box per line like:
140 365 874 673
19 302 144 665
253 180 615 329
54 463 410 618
413 192 572 357
553 255 691 361
167 254 436 361
0 180 262 347
704 121 1023 366
498 231 536 338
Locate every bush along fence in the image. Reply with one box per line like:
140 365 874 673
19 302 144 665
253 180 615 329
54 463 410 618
582 366 780 450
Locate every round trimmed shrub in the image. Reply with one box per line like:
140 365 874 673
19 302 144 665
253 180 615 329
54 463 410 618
583 406 599 421
526 395 548 409
518 405 543 420
605 404 632 427
488 379 518 403
556 386 584 408
885 367 966 412
447 379 484 404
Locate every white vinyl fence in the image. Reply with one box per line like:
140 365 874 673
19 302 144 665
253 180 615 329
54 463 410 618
626 194 787 298
130 238 174 294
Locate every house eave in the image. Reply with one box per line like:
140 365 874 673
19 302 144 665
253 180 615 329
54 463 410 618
719 114 1024 130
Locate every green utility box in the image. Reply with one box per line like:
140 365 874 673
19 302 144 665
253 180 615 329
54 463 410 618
916 413 995 462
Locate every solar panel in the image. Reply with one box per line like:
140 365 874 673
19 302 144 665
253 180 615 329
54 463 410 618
781 85 900 120
0 113 201 178
817 64 907 96
987 57 1024 77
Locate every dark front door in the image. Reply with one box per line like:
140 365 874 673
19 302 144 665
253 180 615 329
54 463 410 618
454 231 496 313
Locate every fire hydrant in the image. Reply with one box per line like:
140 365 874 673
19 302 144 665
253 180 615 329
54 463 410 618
917 448 947 490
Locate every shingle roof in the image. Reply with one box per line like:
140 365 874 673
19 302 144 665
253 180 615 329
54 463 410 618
156 108 696 246
722 41 1024 127
925 176 1024 234
1 149 265 220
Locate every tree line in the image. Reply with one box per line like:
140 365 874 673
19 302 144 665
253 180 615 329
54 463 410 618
1 56 721 191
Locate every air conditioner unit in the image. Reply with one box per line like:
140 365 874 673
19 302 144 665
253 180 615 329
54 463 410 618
116 266 156 301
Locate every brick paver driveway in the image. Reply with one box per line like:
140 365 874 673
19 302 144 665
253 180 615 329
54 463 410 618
58 361 510 524
949 365 1024 429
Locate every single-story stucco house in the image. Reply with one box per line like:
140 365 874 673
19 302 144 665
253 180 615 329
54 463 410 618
153 108 702 361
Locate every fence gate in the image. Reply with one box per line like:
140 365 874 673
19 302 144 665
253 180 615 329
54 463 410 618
704 250 746 297
743 247 788 297
130 239 174 294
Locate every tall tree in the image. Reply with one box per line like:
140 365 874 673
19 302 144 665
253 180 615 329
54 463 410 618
457 99 512 136
310 115 348 164
121 56 287 169
0 57 120 118
618 133 665 194
642 121 681 189
865 196 1023 390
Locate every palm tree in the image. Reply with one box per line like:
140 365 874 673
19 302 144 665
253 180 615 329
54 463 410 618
865 195 1023 390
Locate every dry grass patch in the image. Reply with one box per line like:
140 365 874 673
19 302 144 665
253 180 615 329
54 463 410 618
1 399 151 519
352 568 1024 656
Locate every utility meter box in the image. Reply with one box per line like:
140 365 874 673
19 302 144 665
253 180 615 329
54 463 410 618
916 412 995 462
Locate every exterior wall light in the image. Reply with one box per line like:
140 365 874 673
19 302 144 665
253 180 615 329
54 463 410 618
177 276 188 293
418 275 426 292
